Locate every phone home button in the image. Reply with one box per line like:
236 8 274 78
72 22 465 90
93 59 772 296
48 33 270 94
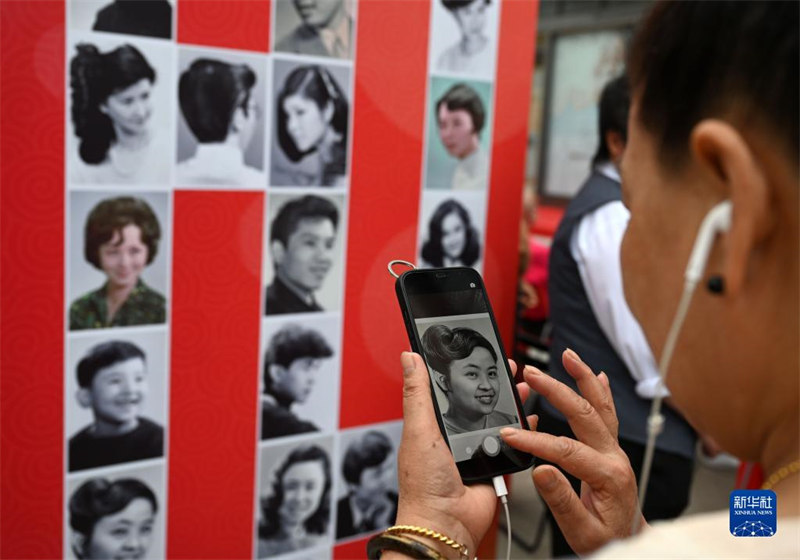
482 435 500 456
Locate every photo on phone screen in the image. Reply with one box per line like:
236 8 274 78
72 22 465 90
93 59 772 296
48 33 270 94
416 314 520 463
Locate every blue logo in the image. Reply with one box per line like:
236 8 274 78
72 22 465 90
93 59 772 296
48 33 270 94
730 490 777 537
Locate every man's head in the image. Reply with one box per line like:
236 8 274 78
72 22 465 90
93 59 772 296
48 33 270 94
291 0 345 29
436 83 485 159
270 195 339 294
342 431 395 501
76 341 148 430
179 59 258 149
263 324 333 406
591 75 630 168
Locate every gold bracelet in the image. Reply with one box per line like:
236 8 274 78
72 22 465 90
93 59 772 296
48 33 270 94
385 525 470 560
366 533 446 560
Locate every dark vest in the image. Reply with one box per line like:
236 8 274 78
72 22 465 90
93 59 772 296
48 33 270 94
544 171 696 459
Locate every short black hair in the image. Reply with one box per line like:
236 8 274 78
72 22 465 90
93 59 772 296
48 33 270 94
421 325 497 380
77 340 146 388
629 1 799 170
259 445 331 538
441 0 490 11
69 477 157 545
179 58 256 143
421 198 480 267
342 431 393 486
270 195 339 248
591 75 630 168
263 324 333 395
84 196 161 270
436 83 486 135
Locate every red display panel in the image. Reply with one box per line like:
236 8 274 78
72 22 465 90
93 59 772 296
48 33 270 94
168 191 264 558
338 0 431 429
178 0 270 53
0 1 65 557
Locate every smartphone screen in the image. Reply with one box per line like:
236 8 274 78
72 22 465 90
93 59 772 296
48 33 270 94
397 267 533 480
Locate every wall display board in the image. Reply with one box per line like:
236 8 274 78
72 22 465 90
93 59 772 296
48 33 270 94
0 1 538 558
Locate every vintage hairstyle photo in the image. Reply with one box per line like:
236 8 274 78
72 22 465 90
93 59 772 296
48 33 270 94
176 48 267 188
67 36 174 186
65 330 168 472
273 0 355 60
68 191 170 331
429 0 499 79
418 191 485 272
335 423 401 540
271 60 351 188
425 77 493 190
257 437 334 557
70 0 173 40
66 463 165 560
264 192 346 315
260 315 341 440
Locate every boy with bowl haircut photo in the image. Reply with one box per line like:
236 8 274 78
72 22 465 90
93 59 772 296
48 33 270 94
69 340 164 472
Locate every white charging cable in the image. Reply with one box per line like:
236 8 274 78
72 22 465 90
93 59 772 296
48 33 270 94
492 475 511 560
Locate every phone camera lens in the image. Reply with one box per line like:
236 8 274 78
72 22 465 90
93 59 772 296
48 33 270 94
469 282 476 288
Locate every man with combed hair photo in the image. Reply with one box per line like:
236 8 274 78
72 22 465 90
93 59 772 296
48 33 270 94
275 0 353 59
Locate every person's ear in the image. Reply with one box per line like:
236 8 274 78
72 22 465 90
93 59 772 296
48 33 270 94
690 119 774 297
323 101 334 124
271 239 286 266
76 388 93 409
268 364 286 386
98 102 109 116
230 105 246 134
432 370 450 393
70 531 88 559
605 129 626 165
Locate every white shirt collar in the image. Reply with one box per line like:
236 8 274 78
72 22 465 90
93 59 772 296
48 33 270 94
595 161 621 183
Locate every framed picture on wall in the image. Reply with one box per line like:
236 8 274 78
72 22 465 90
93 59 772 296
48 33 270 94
538 29 629 201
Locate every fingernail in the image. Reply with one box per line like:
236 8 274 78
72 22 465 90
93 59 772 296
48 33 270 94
401 352 416 376
525 365 543 376
500 427 518 438
565 348 581 363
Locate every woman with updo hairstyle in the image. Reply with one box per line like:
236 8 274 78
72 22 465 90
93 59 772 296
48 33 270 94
69 196 166 330
273 65 349 187
258 444 332 556
69 477 159 560
421 198 481 268
69 43 170 184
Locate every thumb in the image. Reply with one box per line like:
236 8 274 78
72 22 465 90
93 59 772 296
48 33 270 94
401 352 439 437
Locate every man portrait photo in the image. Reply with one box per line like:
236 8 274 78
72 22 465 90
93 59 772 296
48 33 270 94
274 0 354 59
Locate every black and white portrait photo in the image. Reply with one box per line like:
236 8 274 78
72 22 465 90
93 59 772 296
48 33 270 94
418 192 485 271
65 464 165 560
429 0 499 79
176 48 267 188
273 0 355 60
425 77 493 191
271 60 351 188
70 0 173 40
260 316 341 440
415 317 518 462
67 36 174 186
68 191 170 331
335 424 401 540
257 437 334 558
66 330 167 473
264 192 345 315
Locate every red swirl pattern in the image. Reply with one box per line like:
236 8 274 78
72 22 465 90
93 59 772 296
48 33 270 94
178 0 270 53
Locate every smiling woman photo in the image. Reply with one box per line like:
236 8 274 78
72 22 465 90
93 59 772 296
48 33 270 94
272 64 349 187
69 196 166 330
258 444 332 556
421 324 514 434
69 42 170 185
421 198 481 268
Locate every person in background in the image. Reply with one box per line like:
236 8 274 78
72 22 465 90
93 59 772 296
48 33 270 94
69 43 170 185
337 431 398 539
275 0 353 59
258 445 331 556
69 477 158 560
261 324 334 439
70 196 165 330
435 83 488 190
177 58 265 187
92 0 172 39
380 2 798 559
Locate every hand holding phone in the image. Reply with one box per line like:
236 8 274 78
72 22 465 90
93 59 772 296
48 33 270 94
395 267 535 482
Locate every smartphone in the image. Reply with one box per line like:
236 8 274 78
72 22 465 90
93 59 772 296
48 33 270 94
395 266 534 482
